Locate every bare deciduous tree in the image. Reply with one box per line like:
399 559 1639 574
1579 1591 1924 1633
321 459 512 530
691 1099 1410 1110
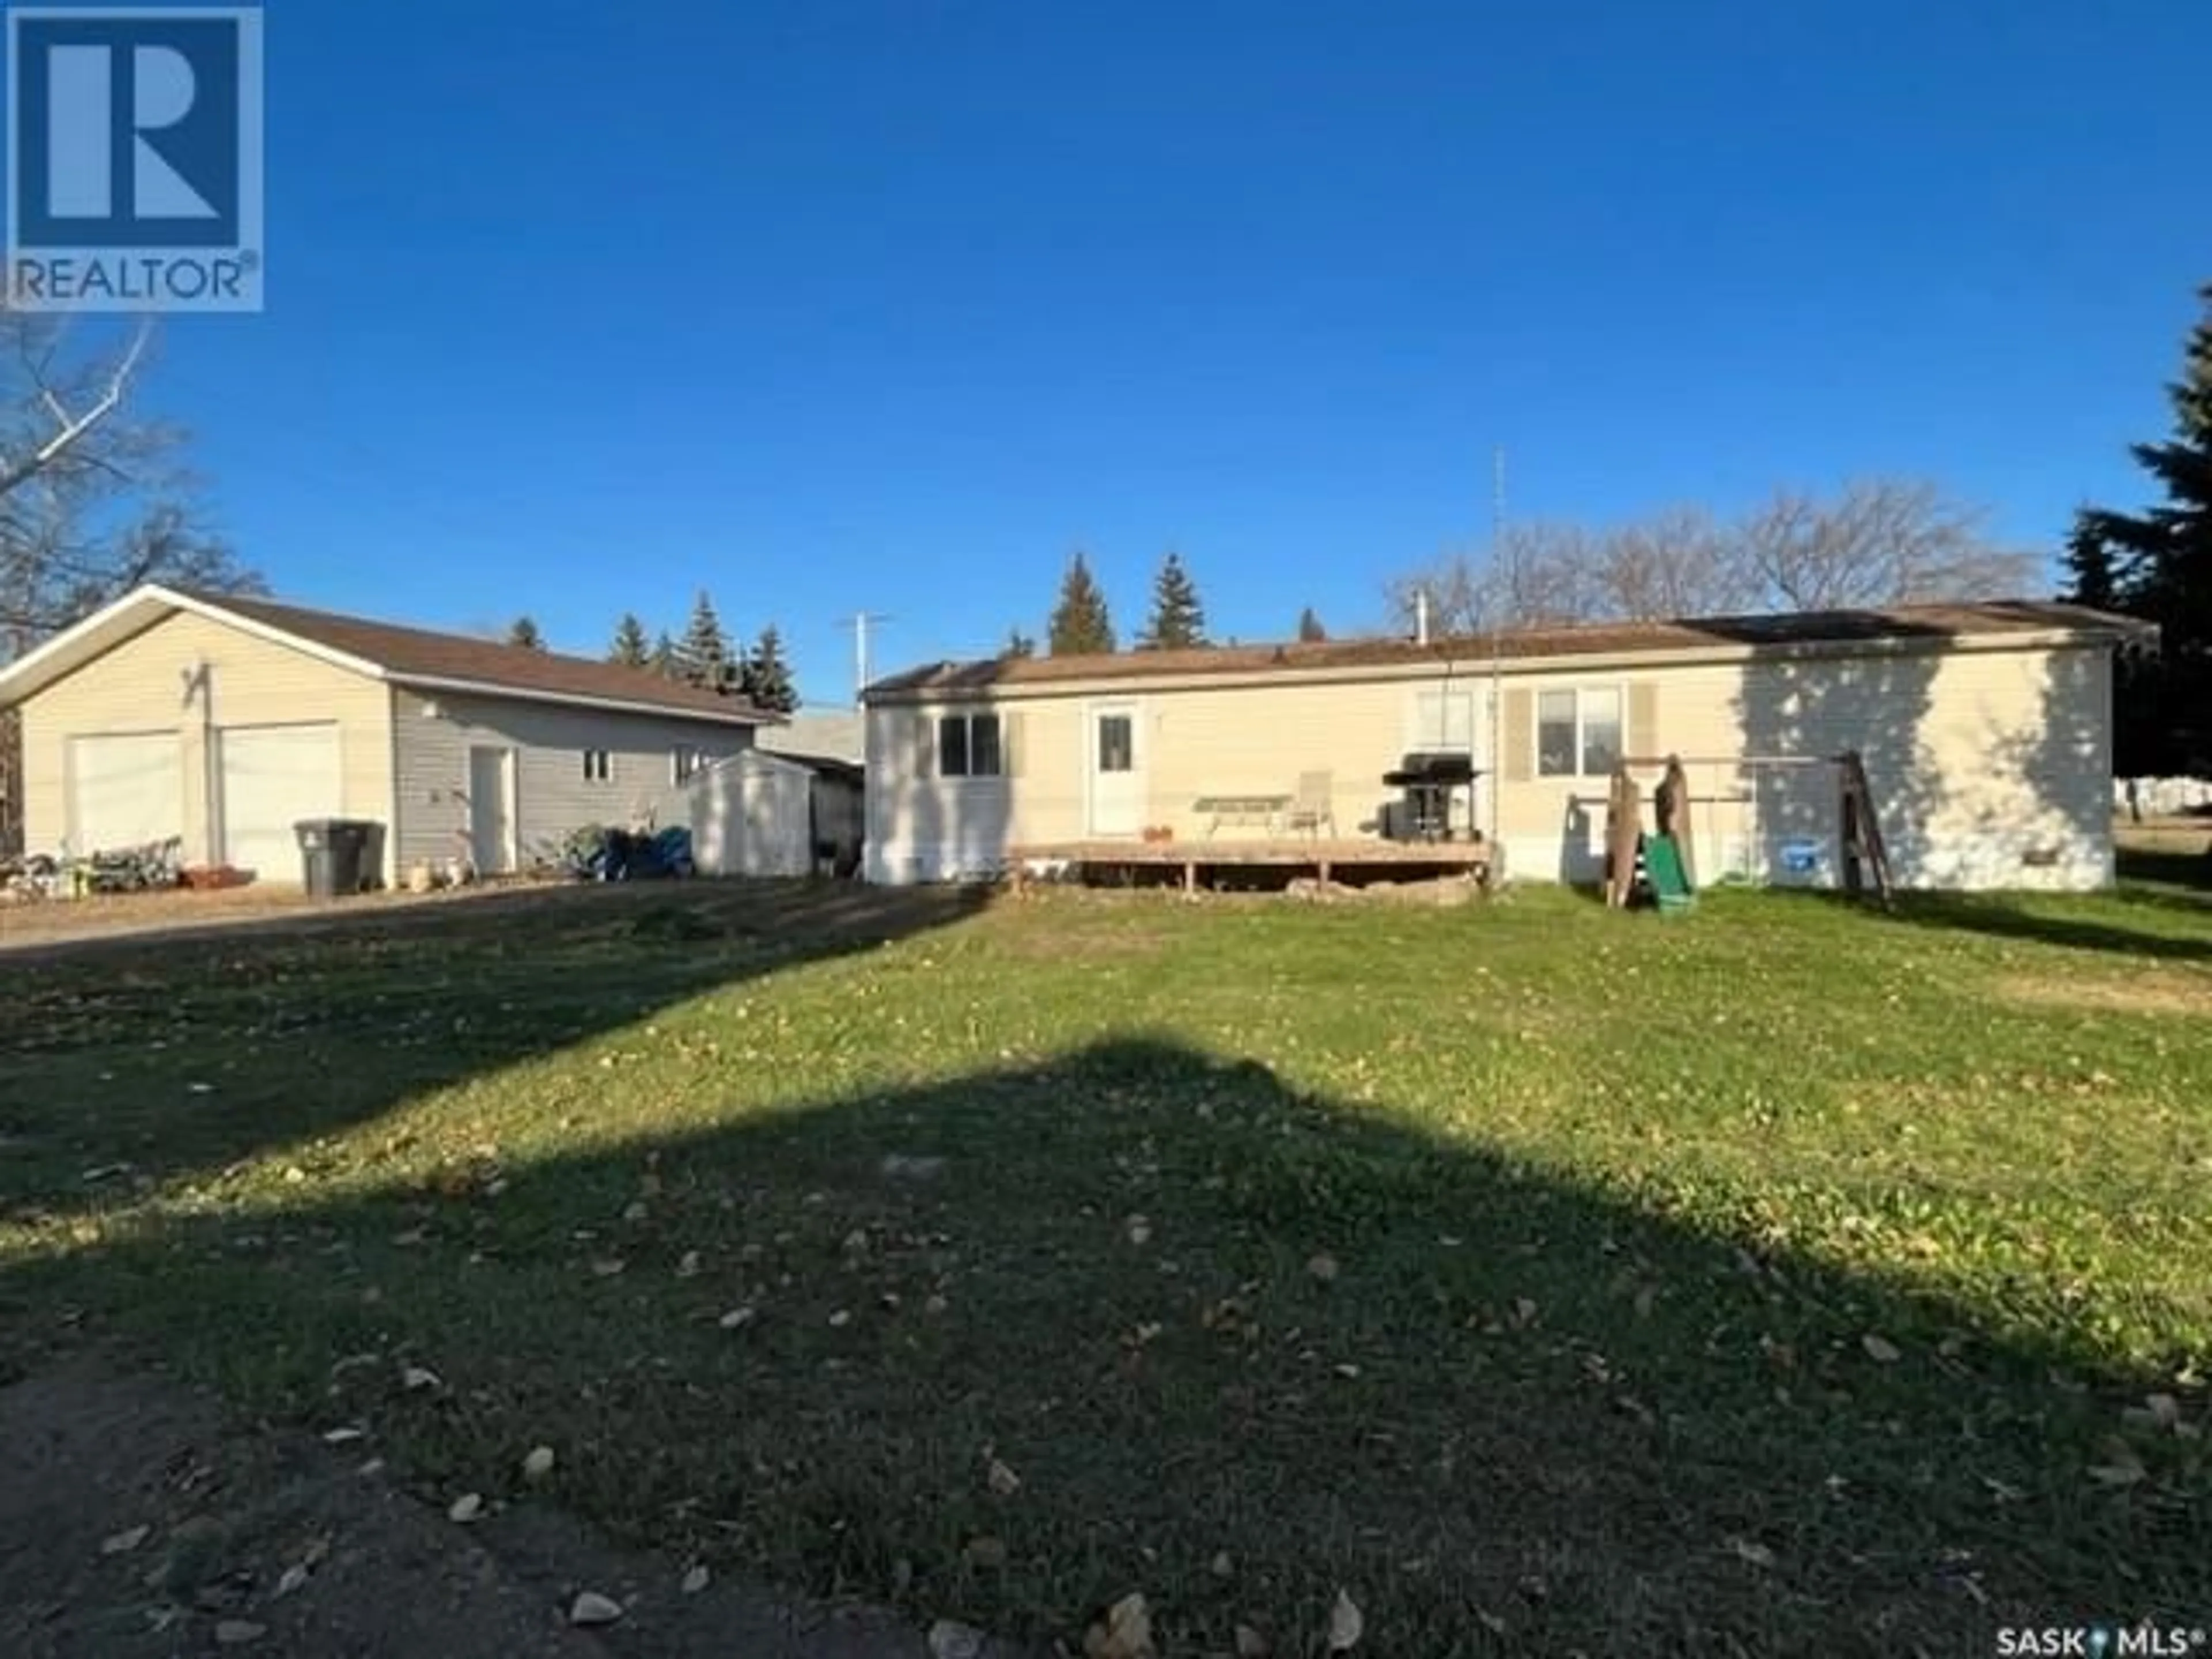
1382 478 2034 638
1735 479 2036 612
1 308 255 853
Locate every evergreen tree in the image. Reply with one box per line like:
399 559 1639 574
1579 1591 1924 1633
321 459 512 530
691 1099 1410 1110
647 630 679 679
740 624 799 714
506 615 547 651
1002 626 1037 659
1137 551 1207 649
608 612 651 668
676 589 737 694
2075 281 2212 773
1046 550 1116 655
2061 512 2123 612
1296 605 1327 643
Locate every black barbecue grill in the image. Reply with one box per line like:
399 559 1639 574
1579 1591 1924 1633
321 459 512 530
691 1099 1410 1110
1382 751 1482 842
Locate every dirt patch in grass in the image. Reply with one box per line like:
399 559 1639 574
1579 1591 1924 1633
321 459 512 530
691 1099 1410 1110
0 1346 999 1658
1997 968 2212 1017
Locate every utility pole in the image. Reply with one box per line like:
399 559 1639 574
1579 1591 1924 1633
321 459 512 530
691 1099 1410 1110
838 612 894 707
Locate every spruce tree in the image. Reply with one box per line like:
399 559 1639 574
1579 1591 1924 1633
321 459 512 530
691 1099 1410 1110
648 630 679 679
2075 281 2212 772
1046 551 1116 655
676 590 736 694
2061 513 2123 612
740 624 799 714
608 612 651 668
1296 605 1327 643
1137 551 1207 649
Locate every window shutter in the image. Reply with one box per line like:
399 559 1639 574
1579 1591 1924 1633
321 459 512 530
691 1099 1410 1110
1502 688 1533 782
1001 710 1022 778
1628 683 1660 762
915 714 935 779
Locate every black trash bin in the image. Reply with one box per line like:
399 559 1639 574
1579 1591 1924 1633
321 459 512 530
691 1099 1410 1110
296 819 376 897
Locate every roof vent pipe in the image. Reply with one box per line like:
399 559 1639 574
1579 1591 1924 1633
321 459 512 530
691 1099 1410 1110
1415 588 1430 646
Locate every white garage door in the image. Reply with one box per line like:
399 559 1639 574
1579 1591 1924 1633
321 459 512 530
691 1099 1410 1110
69 732 183 855
218 723 343 882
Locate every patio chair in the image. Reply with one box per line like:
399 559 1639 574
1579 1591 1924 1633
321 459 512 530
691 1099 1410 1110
1284 770 1335 839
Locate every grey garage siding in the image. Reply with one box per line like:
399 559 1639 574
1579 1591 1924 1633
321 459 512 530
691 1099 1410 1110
389 687 756 874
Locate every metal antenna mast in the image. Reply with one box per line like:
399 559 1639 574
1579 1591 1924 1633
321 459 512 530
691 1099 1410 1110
1487 446 1509 850
840 612 894 707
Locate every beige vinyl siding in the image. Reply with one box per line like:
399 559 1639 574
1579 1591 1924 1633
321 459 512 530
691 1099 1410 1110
17 609 392 874
389 688 755 874
865 637 2115 892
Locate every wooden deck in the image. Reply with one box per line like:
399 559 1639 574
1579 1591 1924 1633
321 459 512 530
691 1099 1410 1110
1010 838 1494 893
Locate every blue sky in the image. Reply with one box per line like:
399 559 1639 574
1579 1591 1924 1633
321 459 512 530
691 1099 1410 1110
141 0 2209 706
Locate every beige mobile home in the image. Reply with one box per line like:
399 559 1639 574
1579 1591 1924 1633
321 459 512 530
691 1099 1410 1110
860 601 2139 892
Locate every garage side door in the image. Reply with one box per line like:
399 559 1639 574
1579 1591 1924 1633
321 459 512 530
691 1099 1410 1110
69 732 184 855
218 722 343 882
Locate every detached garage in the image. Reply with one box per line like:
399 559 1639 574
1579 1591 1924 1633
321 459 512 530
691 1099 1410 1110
0 585 774 888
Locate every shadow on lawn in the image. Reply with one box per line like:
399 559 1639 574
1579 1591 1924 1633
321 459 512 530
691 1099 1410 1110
7 1039 2203 1658
0 879 994 1223
1740 884 2212 963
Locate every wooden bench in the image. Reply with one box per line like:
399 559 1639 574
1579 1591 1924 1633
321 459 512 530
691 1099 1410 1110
1192 794 1294 838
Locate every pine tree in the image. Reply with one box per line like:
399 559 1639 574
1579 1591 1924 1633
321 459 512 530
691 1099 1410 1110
1002 627 1037 659
2076 281 2212 772
1137 551 1207 650
1046 550 1116 656
1296 605 1327 643
506 615 547 651
676 590 736 694
2061 513 2123 612
647 630 679 679
608 612 651 668
740 624 798 714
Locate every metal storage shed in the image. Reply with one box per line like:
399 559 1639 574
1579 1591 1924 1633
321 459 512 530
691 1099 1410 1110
680 748 816 877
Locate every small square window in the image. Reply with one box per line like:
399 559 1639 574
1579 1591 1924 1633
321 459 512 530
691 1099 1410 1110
672 745 701 785
582 749 612 783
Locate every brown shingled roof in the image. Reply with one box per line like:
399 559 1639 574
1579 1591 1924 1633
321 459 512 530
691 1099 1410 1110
198 591 771 725
865 600 2146 700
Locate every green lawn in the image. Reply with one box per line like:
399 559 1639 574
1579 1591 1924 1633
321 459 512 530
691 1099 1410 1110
2 876 2208 1657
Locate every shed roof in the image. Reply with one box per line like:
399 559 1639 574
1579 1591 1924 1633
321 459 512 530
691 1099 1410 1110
0 585 774 727
864 600 2147 702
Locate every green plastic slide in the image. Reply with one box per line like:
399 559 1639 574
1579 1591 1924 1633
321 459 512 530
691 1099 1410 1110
1643 834 1696 912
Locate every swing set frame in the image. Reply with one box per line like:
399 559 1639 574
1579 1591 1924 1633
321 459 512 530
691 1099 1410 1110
1602 750 1895 911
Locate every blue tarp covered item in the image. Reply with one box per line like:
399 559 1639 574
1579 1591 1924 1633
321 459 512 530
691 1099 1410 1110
563 824 694 881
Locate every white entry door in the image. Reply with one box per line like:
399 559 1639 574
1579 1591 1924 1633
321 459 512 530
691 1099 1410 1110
218 722 342 882
468 745 517 872
1085 702 1143 838
68 732 183 855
